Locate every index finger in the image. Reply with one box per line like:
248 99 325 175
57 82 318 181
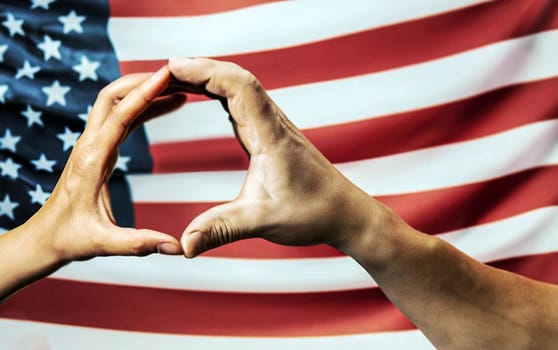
97 66 171 154
84 73 153 133
168 57 291 155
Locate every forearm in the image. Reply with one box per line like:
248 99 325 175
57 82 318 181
0 221 63 301
338 200 558 349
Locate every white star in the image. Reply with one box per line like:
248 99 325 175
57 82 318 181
58 10 85 34
0 194 18 220
78 105 92 121
31 0 56 10
0 158 21 179
42 80 70 106
0 85 8 103
16 60 41 79
28 184 51 206
0 45 7 62
31 153 56 172
2 13 25 37
21 105 43 127
0 129 21 152
37 35 61 61
115 155 131 172
57 127 80 151
73 55 99 81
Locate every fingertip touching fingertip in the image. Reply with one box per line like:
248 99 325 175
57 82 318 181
150 65 170 83
157 242 183 255
181 230 204 258
168 56 192 69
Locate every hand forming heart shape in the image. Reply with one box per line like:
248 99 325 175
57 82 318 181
0 58 397 299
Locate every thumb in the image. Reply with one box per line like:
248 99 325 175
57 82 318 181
103 227 183 256
181 201 262 258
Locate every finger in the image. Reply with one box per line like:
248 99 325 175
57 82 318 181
85 73 153 133
166 78 224 100
166 78 207 95
103 227 183 256
97 66 171 156
168 57 290 155
128 93 187 132
63 69 170 188
180 200 264 258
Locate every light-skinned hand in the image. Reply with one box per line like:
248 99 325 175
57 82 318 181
1 67 183 299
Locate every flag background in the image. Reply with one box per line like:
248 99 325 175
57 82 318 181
1 0 558 348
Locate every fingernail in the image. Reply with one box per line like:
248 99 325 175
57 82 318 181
170 56 191 62
157 242 182 255
184 231 203 258
169 57 192 67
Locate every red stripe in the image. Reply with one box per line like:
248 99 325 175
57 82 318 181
382 166 558 234
120 0 558 95
109 0 282 17
134 166 558 259
2 253 557 335
0 279 413 336
151 78 558 173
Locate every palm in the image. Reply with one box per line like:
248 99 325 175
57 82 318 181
184 79 370 253
170 57 373 257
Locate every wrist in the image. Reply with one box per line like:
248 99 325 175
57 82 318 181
332 197 421 269
22 205 69 266
0 216 65 300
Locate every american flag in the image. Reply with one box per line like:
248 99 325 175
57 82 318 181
1 0 557 348
0 0 152 231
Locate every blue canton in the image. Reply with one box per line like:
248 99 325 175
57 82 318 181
0 0 153 230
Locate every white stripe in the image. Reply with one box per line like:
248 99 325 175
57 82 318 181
109 0 486 60
0 319 434 350
132 120 558 202
51 206 558 293
145 30 558 144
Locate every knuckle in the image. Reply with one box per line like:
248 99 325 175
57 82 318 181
221 62 260 90
97 84 116 102
207 216 236 248
235 68 260 90
108 105 131 129
108 90 147 130
97 76 134 102
135 90 153 109
62 142 102 193
71 144 99 175
131 235 150 256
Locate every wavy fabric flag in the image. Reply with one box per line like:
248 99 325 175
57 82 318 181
1 0 557 348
